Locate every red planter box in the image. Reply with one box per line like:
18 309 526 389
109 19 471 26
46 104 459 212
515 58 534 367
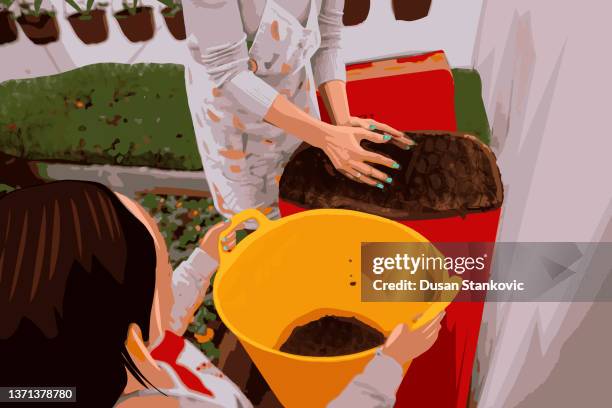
279 51 500 408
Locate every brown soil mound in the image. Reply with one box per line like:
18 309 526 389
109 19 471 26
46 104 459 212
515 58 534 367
279 131 503 220
279 315 384 357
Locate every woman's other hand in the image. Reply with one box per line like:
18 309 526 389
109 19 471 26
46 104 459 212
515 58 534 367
381 312 445 366
199 221 237 261
344 116 416 150
321 124 402 188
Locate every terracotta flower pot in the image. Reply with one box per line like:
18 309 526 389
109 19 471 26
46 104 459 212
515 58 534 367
68 9 108 44
162 7 185 40
392 0 432 21
342 0 369 26
0 10 18 44
114 6 154 42
17 12 59 45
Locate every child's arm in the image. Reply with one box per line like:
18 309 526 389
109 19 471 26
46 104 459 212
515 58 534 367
328 313 445 408
169 222 236 335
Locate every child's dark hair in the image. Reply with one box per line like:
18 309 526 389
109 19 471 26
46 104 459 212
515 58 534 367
0 181 157 407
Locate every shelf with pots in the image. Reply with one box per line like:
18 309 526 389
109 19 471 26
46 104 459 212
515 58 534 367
0 0 19 44
158 0 184 40
17 0 60 44
65 0 109 44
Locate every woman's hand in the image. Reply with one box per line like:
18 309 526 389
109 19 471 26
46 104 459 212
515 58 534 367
343 116 416 150
381 312 445 366
321 125 402 188
264 95 410 188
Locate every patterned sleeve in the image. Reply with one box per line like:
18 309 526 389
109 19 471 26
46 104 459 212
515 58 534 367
170 248 218 334
182 0 279 118
327 349 404 408
311 0 347 87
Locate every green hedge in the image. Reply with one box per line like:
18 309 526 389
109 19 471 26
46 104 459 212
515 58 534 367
0 63 201 170
0 64 490 171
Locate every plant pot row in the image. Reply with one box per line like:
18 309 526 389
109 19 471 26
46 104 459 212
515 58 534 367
0 6 185 46
343 0 432 26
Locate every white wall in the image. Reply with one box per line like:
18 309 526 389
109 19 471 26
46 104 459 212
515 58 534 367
0 0 483 83
341 0 483 67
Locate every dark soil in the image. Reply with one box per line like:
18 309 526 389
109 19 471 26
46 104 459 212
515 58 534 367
162 8 186 40
114 7 155 42
17 13 59 45
279 131 503 220
280 315 384 357
392 0 432 21
0 10 18 45
342 0 370 26
68 10 108 44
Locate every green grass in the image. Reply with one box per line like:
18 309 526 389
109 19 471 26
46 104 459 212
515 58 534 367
0 64 491 173
0 63 201 170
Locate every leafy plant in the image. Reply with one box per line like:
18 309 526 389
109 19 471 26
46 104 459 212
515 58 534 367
0 0 15 11
19 0 54 16
116 0 140 16
157 0 181 17
64 0 107 19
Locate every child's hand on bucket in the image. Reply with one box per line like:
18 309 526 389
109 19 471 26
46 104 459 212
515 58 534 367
199 221 237 261
381 311 445 366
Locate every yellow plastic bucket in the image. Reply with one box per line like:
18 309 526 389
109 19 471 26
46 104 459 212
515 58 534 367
214 209 457 408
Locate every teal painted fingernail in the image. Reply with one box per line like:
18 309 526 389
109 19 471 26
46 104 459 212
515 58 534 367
221 236 227 242
376 183 384 189
392 162 400 169
223 245 229 251
369 124 377 130
383 135 392 141
386 177 393 184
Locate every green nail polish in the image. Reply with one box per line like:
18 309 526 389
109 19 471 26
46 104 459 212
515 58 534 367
383 135 392 141
386 177 393 184
404 145 411 150
376 183 384 189
392 162 400 169
223 245 229 251
369 124 377 130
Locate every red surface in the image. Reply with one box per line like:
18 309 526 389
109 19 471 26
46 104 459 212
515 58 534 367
318 65 456 132
280 52 499 408
151 331 214 397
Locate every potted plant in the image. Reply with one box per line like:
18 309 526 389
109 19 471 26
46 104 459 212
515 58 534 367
0 0 18 44
157 0 184 40
65 0 108 44
342 0 369 26
17 0 59 44
114 0 154 42
392 0 432 21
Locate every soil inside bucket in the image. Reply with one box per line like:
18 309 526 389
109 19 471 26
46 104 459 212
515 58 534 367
114 6 155 42
279 132 503 220
279 315 384 357
0 10 18 44
17 13 59 45
162 7 186 40
68 10 109 44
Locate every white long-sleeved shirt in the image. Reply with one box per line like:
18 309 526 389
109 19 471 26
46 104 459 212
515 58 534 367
183 0 346 119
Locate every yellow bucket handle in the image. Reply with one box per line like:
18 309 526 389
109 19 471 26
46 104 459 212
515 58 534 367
218 209 271 263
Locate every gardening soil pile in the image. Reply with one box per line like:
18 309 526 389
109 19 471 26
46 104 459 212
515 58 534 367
280 316 384 357
280 132 503 220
